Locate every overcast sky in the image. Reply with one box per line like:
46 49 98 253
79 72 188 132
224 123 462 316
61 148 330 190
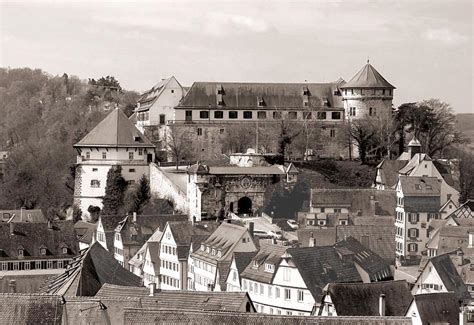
1 0 472 113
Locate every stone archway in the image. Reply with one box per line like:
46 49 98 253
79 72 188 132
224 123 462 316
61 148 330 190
238 196 252 215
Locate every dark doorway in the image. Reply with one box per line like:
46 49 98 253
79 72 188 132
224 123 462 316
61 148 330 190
147 153 153 163
238 197 252 215
229 202 234 213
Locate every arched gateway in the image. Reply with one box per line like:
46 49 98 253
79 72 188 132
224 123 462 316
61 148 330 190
237 197 252 215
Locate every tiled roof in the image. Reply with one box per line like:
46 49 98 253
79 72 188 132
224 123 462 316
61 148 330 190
136 77 173 111
38 242 142 296
0 209 46 223
123 309 412 325
74 221 96 244
96 283 252 312
297 228 337 247
0 293 63 324
234 251 258 274
240 244 287 284
375 159 407 188
448 199 474 219
74 108 154 148
334 237 392 281
323 281 412 316
411 292 460 325
311 189 396 217
351 216 395 226
117 215 181 246
192 222 254 263
398 153 431 175
399 176 441 197
336 225 395 263
340 62 395 89
427 252 471 302
286 246 362 301
0 221 78 260
177 82 344 109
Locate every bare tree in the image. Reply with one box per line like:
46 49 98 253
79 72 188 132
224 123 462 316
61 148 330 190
167 124 192 170
347 118 376 164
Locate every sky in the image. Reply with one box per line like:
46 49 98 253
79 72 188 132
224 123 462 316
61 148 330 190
0 0 472 113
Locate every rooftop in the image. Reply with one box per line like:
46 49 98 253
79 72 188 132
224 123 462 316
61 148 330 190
340 62 395 89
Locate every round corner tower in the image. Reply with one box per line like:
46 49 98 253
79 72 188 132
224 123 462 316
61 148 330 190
341 60 395 120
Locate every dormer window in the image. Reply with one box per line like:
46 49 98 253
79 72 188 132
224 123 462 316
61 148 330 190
265 263 275 273
62 247 68 254
252 260 259 269
206 246 210 254
257 97 265 107
217 250 222 258
134 136 141 142
200 244 205 251
40 248 46 255
211 248 216 255
216 85 224 95
18 249 24 257
303 88 310 96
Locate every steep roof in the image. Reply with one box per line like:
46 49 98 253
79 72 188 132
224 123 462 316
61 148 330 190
38 242 142 296
297 227 338 247
340 62 395 89
334 237 392 281
136 77 177 112
177 82 344 109
324 281 412 316
0 221 78 260
286 246 362 301
240 244 287 284
336 225 396 263
448 199 474 219
426 252 471 302
411 292 460 325
123 309 412 324
398 153 431 175
375 159 408 188
96 283 252 312
74 108 154 148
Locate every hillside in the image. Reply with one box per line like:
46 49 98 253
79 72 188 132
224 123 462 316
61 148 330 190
456 113 474 149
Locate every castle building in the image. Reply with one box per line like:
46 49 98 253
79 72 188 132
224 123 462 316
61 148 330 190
135 62 395 161
73 108 155 218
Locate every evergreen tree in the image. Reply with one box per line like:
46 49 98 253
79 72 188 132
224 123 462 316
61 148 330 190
124 174 151 214
101 166 127 216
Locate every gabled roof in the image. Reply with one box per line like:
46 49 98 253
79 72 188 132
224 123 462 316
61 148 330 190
0 221 78 260
240 244 287 284
340 62 395 89
323 281 412 316
166 221 214 259
410 292 460 325
375 159 408 188
448 199 474 219
96 283 252 312
423 252 471 302
398 153 431 175
74 221 96 244
74 108 154 148
136 77 177 112
177 82 344 109
336 225 396 262
286 246 362 301
38 242 142 296
334 237 392 281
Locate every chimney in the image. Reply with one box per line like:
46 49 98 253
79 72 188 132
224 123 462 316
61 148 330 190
457 248 464 266
9 223 14 236
309 232 315 247
149 282 156 296
379 294 386 316
9 280 16 293
133 212 137 223
249 222 254 239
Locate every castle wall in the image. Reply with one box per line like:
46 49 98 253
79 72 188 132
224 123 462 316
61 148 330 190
149 164 188 214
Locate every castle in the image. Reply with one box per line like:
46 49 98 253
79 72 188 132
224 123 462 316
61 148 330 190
134 61 395 161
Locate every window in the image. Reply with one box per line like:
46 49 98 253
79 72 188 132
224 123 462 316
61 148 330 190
90 180 100 188
330 129 336 138
214 111 223 119
350 107 356 116
275 287 280 298
287 311 292 316
102 152 107 159
229 111 238 119
217 250 222 257
159 114 166 124
18 249 24 257
264 263 274 273
408 243 418 252
303 112 312 119
25 262 31 270
369 107 376 116
243 111 253 119
340 220 348 225
129 152 134 160
40 248 46 255
92 168 98 172
62 247 68 254
129 168 136 173
257 98 265 107
273 111 282 119
317 112 326 120
197 128 202 136
260 284 264 295
284 288 291 300
268 286 273 297
219 128 225 134
334 208 341 213
331 112 341 120
288 112 297 119
269 308 274 314
409 228 418 238
297 290 304 302
283 268 291 281
409 213 419 223
200 111 209 119
257 111 266 119
86 152 91 159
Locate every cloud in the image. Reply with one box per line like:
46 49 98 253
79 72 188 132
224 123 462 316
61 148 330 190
423 28 469 44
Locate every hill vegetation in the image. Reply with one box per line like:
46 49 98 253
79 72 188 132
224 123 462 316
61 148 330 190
0 68 139 219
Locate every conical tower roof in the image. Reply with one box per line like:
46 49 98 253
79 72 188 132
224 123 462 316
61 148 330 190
74 108 154 148
341 61 395 89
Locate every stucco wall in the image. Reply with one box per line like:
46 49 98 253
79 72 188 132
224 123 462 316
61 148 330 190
149 163 188 214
